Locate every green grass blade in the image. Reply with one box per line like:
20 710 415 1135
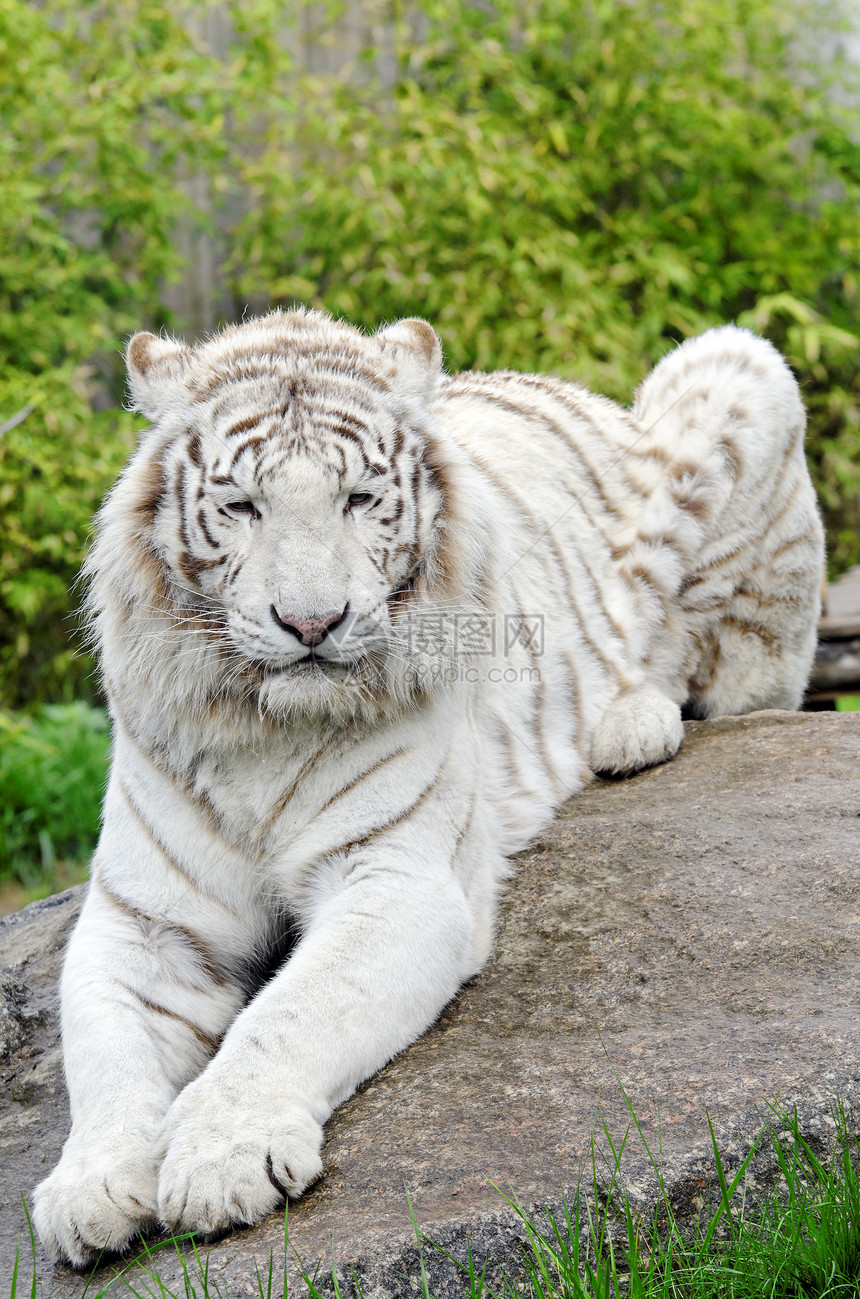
288 1195 294 1299
406 1191 436 1299
9 1239 20 1299
700 1110 765 1250
707 1110 736 1239
18 1198 37 1299
419 1232 500 1299
253 1249 273 1299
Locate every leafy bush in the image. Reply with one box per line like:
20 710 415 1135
236 1 859 375
2 0 860 709
0 407 137 706
0 0 228 706
0 703 110 890
231 0 860 571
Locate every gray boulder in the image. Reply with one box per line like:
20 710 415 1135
2 710 859 1296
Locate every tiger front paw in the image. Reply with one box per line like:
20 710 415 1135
157 1072 324 1236
33 1134 159 1267
590 685 683 776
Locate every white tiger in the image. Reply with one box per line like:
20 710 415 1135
34 310 823 1264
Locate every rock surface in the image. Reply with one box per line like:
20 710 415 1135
2 710 859 1296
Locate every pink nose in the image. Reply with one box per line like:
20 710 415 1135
271 605 348 647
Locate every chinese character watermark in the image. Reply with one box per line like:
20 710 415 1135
400 613 545 658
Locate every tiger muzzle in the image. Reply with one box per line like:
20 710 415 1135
270 604 349 647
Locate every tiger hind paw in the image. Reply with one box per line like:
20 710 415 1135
589 686 683 776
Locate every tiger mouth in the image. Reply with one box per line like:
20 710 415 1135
265 655 353 677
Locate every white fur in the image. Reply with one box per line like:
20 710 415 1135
34 315 823 1264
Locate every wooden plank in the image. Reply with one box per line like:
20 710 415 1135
817 566 860 644
818 614 860 639
809 637 860 694
825 565 860 620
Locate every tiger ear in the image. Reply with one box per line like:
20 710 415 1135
376 318 443 403
125 332 194 420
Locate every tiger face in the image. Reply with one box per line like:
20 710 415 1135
121 310 462 721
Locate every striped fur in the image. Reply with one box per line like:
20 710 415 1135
34 311 823 1263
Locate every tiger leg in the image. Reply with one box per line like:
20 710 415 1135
632 324 824 720
33 876 245 1265
156 844 477 1237
678 420 823 716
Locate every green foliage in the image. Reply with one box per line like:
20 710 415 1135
2 0 860 708
0 703 110 891
0 0 230 707
231 0 860 573
0 406 137 706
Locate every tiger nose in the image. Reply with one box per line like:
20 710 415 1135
271 604 348 647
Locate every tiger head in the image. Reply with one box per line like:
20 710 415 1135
88 309 489 726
